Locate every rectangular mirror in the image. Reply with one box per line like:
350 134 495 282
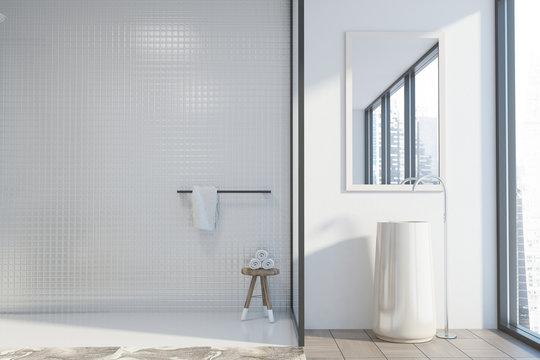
345 32 444 191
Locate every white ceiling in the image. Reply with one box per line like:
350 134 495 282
351 34 438 110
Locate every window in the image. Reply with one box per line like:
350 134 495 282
497 0 540 346
364 45 439 184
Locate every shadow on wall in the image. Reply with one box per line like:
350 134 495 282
306 217 374 329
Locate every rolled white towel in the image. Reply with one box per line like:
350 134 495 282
255 249 269 261
262 258 274 270
249 259 262 270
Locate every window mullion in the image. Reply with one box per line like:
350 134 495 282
410 72 416 177
506 0 518 329
365 108 372 184
404 72 415 179
381 94 390 184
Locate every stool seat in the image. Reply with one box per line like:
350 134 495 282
241 267 279 276
241 267 279 323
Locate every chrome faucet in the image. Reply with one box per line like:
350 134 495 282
400 175 456 340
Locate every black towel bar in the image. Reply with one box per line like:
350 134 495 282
177 190 271 194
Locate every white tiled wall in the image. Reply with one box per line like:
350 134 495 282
0 0 290 312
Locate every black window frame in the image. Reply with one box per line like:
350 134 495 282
364 44 439 184
496 0 540 349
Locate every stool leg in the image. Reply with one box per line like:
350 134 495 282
241 276 257 321
261 276 274 323
260 274 267 317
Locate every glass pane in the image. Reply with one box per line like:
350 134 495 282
372 106 382 184
389 86 405 184
515 0 540 334
415 57 439 178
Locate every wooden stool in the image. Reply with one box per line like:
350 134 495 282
241 267 279 323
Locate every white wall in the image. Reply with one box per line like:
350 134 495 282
305 0 496 329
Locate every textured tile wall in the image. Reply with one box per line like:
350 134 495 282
0 0 290 312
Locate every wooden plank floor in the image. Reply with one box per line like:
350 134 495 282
305 329 540 360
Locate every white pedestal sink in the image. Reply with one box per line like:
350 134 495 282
373 221 436 343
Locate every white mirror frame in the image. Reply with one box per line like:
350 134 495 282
345 32 446 192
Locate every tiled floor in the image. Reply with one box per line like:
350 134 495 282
305 329 540 360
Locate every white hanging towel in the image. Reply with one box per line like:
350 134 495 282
191 186 218 230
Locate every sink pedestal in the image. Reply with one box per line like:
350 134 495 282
373 221 436 343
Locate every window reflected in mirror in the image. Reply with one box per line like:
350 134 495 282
371 105 382 184
390 85 405 184
363 45 439 185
